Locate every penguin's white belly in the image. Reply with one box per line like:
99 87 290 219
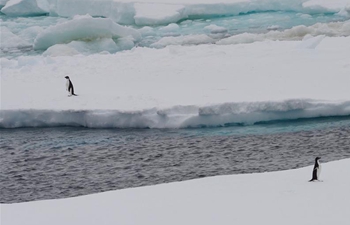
317 164 321 179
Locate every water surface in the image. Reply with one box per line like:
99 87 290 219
1 118 350 203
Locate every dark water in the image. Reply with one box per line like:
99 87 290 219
1 118 350 203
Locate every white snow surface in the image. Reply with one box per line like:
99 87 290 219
2 158 350 225
2 0 350 24
1 36 350 128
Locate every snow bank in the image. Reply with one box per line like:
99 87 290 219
2 158 350 225
2 0 349 25
33 15 141 50
1 100 350 128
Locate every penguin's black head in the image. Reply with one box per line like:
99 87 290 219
65 76 69 79
315 157 321 161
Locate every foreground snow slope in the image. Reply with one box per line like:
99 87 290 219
2 158 350 225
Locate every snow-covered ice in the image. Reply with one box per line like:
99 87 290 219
2 158 350 225
1 3 350 128
1 35 350 128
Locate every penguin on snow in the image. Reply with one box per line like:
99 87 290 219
65 76 77 96
309 157 321 182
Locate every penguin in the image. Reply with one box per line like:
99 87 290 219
309 157 321 182
65 76 77 96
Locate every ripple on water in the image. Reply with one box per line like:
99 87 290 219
1 122 350 203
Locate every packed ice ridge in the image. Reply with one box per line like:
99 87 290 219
3 17 350 55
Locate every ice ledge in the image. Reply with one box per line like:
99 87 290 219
1 99 350 129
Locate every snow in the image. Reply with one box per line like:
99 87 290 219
2 158 350 225
33 15 141 50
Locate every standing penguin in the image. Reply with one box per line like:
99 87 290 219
65 76 77 96
309 157 321 182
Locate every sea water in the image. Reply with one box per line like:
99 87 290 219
1 117 350 203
